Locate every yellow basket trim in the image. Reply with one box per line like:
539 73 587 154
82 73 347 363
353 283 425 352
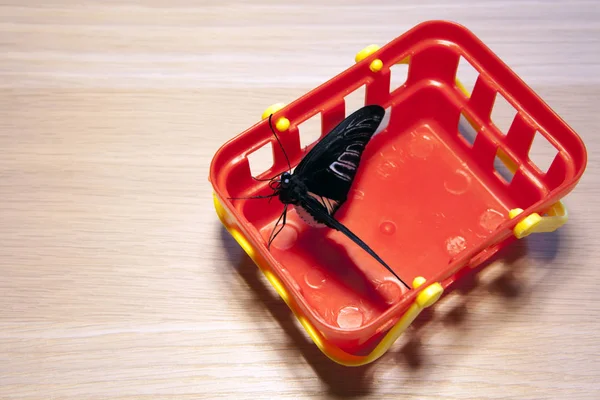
369 59 383 73
275 117 290 132
509 201 568 239
496 148 519 174
412 276 427 288
455 78 470 97
416 282 444 309
262 103 286 120
213 192 227 222
263 270 290 305
355 44 380 63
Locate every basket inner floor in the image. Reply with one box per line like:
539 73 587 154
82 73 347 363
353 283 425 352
242 86 515 331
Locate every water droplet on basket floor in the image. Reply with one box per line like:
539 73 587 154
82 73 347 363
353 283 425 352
352 189 365 201
446 235 467 256
380 220 396 235
479 209 505 232
271 225 298 250
305 268 326 289
376 160 398 179
444 169 472 195
409 132 435 158
376 280 404 304
337 306 364 329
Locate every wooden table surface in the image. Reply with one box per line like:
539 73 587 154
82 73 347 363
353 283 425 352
1 1 599 399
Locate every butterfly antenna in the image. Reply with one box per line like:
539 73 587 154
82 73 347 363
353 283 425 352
251 174 282 183
269 179 281 191
267 204 288 249
267 206 285 249
227 193 278 201
268 114 292 172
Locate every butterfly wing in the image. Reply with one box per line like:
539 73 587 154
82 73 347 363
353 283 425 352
293 105 385 213
287 106 407 286
298 195 409 289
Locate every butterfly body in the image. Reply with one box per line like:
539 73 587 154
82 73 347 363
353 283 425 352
277 172 304 206
235 105 410 290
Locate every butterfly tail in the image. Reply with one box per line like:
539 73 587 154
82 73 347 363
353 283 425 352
300 198 410 290
326 217 411 290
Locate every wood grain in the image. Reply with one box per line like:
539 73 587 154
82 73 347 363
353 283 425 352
1 1 599 399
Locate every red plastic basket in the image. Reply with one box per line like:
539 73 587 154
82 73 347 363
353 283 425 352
209 20 587 366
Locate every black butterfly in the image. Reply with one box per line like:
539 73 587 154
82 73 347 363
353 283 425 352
231 105 410 290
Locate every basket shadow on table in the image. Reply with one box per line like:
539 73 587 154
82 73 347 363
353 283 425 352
218 222 563 397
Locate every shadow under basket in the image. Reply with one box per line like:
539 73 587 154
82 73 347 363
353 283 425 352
209 20 587 366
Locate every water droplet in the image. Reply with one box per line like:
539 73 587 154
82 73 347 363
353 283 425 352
272 225 298 250
380 221 396 235
479 209 505 232
352 189 365 201
376 280 404 304
305 269 326 289
446 235 467 256
444 169 472 195
433 212 447 224
377 160 398 179
337 306 364 329
409 133 435 158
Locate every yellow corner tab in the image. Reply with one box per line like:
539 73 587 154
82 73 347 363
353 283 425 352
369 59 383 72
275 117 290 132
262 103 286 120
412 276 427 288
416 284 444 309
509 201 568 239
355 44 380 63
413 276 443 308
